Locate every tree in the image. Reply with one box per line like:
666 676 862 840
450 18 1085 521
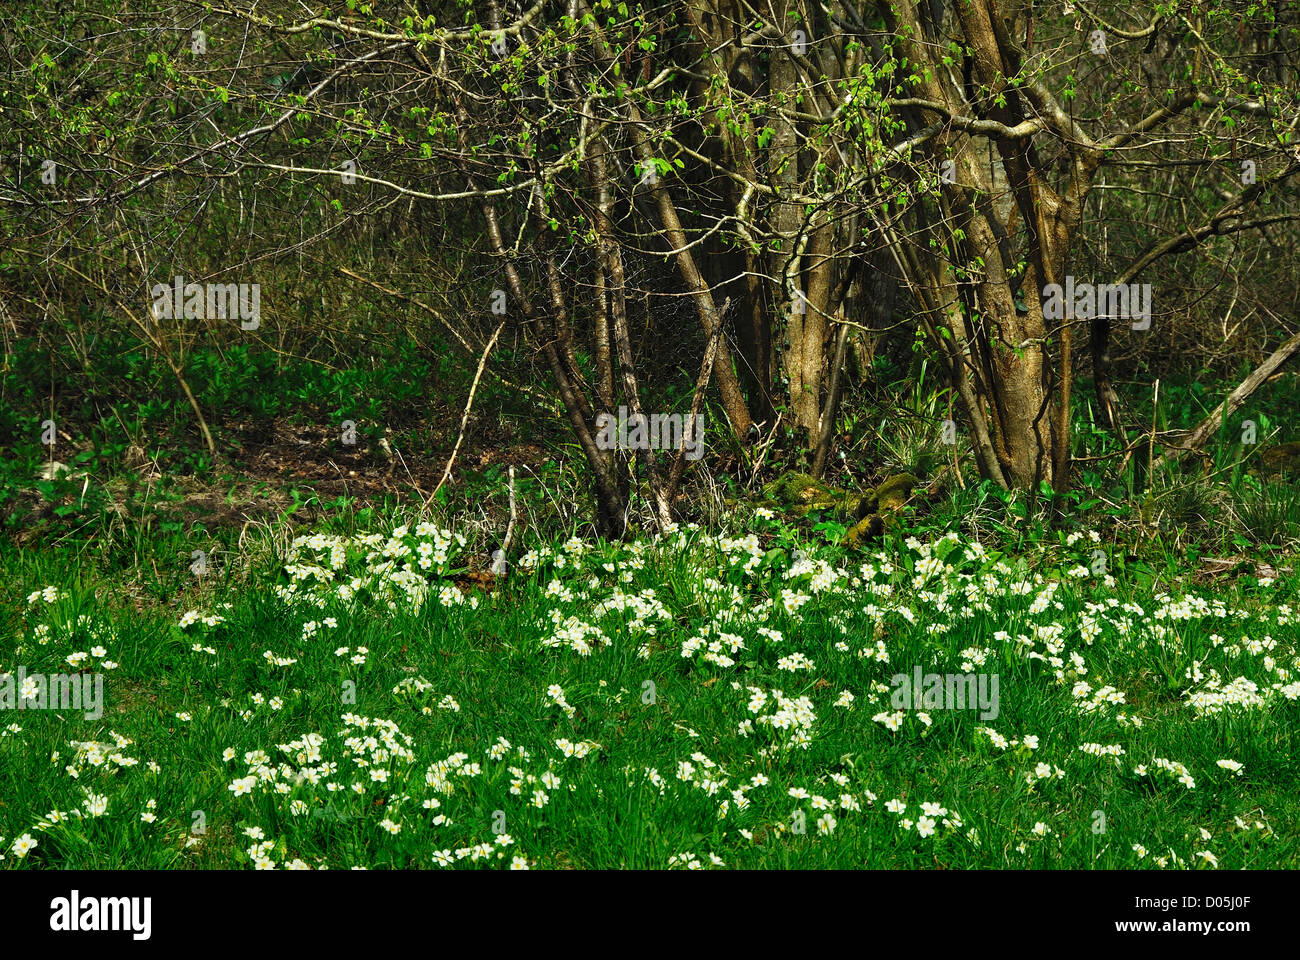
3 0 1297 530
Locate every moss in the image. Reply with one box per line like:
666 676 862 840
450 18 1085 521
843 473 922 548
762 471 923 540
872 473 919 512
843 513 885 549
763 471 853 516
763 472 835 505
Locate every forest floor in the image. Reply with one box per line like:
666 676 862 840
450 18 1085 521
3 349 1299 868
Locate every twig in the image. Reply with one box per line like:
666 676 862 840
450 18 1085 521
667 296 729 499
747 411 783 491
49 257 216 455
1151 326 1300 473
391 443 425 501
423 322 504 509
336 266 552 406
493 465 518 575
1147 379 1160 488
338 265 476 353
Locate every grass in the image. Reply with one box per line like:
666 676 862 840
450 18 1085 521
3 338 1299 870
1 507 1296 870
